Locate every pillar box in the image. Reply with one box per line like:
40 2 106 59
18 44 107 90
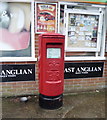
38 33 65 109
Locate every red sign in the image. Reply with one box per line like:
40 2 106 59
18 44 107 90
36 3 57 33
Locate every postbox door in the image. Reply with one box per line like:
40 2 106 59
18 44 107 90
43 43 64 96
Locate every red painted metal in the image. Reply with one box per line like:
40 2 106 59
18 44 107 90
39 33 65 96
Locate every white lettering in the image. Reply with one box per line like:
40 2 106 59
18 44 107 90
94 67 98 71
97 67 102 71
0 69 33 77
0 70 6 75
80 67 86 72
28 69 33 74
64 68 70 73
6 70 12 75
70 67 75 72
64 67 75 73
23 69 28 74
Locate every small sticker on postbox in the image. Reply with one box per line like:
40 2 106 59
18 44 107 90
47 48 61 58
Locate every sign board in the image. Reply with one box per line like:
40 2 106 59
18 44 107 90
0 64 35 82
64 62 104 79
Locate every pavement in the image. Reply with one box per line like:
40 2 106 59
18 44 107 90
1 89 106 119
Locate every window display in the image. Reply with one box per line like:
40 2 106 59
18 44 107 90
65 11 103 51
0 2 32 57
68 14 98 48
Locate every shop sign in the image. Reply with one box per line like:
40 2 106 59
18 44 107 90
64 62 104 79
35 3 57 33
0 64 35 82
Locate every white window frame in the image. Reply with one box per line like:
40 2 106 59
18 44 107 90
105 7 107 52
58 2 106 61
35 1 57 34
0 0 37 62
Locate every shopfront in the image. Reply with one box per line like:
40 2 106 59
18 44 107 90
0 0 107 96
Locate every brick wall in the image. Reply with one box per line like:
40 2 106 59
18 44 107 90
1 62 38 97
64 60 107 93
1 60 106 97
0 35 39 97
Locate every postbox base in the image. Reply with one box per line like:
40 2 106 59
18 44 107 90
39 94 63 110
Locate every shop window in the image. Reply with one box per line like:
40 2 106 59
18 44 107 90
0 1 35 61
58 2 106 60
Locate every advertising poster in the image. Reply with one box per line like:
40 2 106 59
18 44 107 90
36 3 57 33
0 2 31 57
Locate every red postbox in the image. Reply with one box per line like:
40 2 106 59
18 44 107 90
38 33 65 109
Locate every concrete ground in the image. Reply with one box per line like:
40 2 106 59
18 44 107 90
1 89 106 119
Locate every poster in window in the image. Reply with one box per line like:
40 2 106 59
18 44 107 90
66 12 102 51
0 2 31 57
35 3 57 33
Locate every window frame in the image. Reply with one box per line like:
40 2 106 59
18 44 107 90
58 2 106 61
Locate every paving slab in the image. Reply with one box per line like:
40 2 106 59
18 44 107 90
1 90 106 119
